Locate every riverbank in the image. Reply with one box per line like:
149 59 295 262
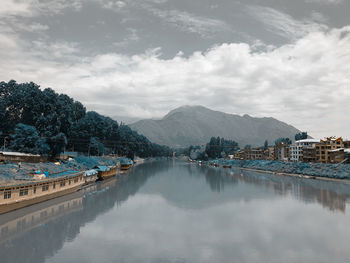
198 159 350 182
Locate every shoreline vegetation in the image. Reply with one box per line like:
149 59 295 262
0 80 172 159
192 159 350 184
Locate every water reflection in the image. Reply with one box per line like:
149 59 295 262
0 161 350 263
195 164 349 213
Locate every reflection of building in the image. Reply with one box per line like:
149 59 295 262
236 169 348 213
0 193 83 244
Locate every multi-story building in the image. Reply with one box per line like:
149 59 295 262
290 139 319 162
302 147 318 163
343 140 350 149
263 147 275 160
242 148 264 160
316 137 344 163
328 148 346 164
274 142 290 161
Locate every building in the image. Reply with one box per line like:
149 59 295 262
343 140 350 149
316 137 344 163
302 147 317 163
246 148 264 160
0 151 47 163
328 148 346 164
274 142 289 161
290 139 319 162
290 145 303 162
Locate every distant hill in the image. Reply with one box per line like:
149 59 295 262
129 106 301 148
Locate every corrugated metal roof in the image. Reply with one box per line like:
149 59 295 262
94 166 110 172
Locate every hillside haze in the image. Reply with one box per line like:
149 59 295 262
130 106 300 148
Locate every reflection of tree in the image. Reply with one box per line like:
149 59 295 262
0 161 169 263
190 164 349 213
236 169 347 213
1 161 349 262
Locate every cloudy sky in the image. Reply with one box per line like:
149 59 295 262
0 0 349 139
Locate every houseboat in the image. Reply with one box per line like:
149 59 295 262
94 166 117 180
83 169 98 185
0 171 84 215
120 159 133 171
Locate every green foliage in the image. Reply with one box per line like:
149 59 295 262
264 140 269 150
295 132 308 141
9 123 49 154
205 137 239 159
275 137 292 146
0 80 171 158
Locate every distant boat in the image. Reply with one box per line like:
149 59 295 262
94 166 117 180
120 159 133 171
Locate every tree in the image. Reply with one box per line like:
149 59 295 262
9 123 49 154
295 132 308 141
275 137 292 146
47 133 67 159
264 140 269 150
89 137 104 156
0 80 171 158
205 137 239 159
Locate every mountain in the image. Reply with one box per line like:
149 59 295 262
129 106 301 148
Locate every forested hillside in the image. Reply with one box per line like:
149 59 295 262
0 80 171 159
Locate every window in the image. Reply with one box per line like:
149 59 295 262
19 188 28 196
42 184 49 192
69 180 71 185
33 186 36 194
4 191 11 199
74 178 79 183
53 183 56 189
60 181 66 187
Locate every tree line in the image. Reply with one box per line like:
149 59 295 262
0 80 171 159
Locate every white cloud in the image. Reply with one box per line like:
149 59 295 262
247 5 328 41
0 0 84 18
0 23 350 139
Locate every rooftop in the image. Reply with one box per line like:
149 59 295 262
0 151 41 157
295 139 320 144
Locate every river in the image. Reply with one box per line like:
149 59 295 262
1 160 350 263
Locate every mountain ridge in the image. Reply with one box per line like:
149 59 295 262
129 105 301 148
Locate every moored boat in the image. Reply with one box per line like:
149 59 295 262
94 166 117 180
84 169 98 185
0 171 84 215
120 159 133 171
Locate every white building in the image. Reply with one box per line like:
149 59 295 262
290 139 320 162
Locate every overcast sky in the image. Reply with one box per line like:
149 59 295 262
0 0 349 139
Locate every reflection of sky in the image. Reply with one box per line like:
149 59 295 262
46 162 350 263
48 194 350 263
2 161 350 263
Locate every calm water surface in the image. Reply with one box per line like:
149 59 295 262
1 161 350 263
